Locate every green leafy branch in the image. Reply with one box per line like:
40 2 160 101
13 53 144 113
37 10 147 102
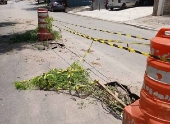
15 62 90 92
14 61 129 117
45 17 60 39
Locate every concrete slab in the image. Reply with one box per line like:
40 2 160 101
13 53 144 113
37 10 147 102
124 15 170 30
69 7 153 22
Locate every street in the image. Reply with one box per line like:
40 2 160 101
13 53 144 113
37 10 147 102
0 1 158 124
50 9 156 93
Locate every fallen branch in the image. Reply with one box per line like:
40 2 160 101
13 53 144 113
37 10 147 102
96 81 126 107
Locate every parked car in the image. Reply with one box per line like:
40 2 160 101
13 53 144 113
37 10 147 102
47 0 66 12
104 0 108 9
107 0 139 10
0 0 7 4
139 0 154 6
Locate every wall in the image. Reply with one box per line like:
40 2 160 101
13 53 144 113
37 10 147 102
66 0 91 7
91 0 105 10
163 0 170 14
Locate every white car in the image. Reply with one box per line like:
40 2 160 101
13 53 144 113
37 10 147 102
107 0 139 10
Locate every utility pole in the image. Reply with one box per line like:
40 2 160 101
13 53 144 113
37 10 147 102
157 0 165 16
152 0 159 16
153 0 165 16
90 0 94 11
98 0 100 11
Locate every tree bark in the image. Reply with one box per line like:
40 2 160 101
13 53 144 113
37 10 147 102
153 0 159 16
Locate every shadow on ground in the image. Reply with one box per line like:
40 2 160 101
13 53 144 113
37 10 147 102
22 6 64 12
163 13 170 17
24 1 47 11
108 6 153 11
0 22 17 27
0 30 61 55
0 30 38 54
0 35 26 54
22 5 47 11
35 1 47 5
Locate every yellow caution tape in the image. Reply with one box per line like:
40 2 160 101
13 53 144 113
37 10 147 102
56 21 150 46
55 19 150 41
79 40 94 62
53 24 170 62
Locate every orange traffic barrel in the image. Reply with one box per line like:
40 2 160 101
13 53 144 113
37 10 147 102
38 8 48 25
140 91 170 124
139 56 170 122
123 28 170 124
123 100 146 124
38 8 48 11
37 8 54 41
145 57 170 94
150 28 170 60
139 28 170 123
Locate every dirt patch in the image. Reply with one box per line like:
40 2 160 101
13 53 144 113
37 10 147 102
81 49 94 53
91 61 101 66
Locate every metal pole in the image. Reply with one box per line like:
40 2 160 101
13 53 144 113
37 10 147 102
157 0 165 16
99 0 100 11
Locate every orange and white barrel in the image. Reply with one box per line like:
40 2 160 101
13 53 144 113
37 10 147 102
150 28 170 60
123 28 170 124
140 91 170 124
140 56 170 123
38 8 48 32
139 28 170 124
123 100 146 124
37 8 53 41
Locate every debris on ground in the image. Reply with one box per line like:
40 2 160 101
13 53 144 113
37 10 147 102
14 61 139 118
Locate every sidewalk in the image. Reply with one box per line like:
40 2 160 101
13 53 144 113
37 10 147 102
124 14 170 30
67 6 170 31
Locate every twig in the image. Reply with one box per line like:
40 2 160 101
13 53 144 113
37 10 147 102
96 81 126 107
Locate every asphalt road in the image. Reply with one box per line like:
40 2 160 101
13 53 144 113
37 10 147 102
49 8 157 93
0 1 158 124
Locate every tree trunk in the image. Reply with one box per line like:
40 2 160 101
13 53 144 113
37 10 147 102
153 0 159 16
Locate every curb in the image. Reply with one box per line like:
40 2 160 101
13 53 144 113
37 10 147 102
123 22 158 31
66 12 158 31
66 12 122 23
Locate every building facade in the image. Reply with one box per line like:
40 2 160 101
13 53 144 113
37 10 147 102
65 0 90 7
163 0 170 14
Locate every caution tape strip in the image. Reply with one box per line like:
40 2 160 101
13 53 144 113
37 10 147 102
53 24 170 62
80 40 94 62
55 19 150 41
56 21 150 46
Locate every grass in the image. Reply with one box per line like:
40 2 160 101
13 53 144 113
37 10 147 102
9 28 39 44
14 61 130 117
9 28 61 44
53 30 61 39
14 62 90 91
9 16 60 44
